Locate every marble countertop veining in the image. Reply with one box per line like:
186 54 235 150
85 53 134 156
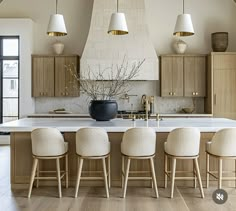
0 117 235 133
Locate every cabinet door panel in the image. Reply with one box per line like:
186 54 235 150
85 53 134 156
65 57 79 97
161 57 173 97
195 57 206 97
172 57 183 96
213 68 236 119
55 57 66 97
32 57 54 97
32 57 44 97
55 56 79 97
43 57 54 97
184 57 195 97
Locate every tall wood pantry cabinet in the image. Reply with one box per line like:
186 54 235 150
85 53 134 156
160 54 206 97
205 52 236 119
32 55 80 97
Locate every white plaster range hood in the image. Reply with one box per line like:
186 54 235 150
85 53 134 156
80 0 159 80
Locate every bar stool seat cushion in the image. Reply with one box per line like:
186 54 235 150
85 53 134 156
76 128 110 157
206 128 236 157
121 127 156 157
164 128 200 157
31 128 68 157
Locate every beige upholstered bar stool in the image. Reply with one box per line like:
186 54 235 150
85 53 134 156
28 128 68 198
164 128 204 198
121 127 159 198
74 128 110 198
206 128 236 189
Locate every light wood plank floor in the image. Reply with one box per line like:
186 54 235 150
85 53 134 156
1 146 236 211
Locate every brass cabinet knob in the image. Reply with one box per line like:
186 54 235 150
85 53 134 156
192 92 195 96
196 92 198 96
173 92 176 95
169 92 172 95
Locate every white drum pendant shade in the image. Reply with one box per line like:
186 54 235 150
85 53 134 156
108 12 128 35
173 14 194 36
47 14 67 36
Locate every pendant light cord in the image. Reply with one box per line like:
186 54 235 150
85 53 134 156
117 0 119 12
183 0 185 14
56 0 58 14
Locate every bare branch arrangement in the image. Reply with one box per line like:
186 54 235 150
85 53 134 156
65 57 145 100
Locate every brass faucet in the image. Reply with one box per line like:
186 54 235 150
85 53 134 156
144 97 150 121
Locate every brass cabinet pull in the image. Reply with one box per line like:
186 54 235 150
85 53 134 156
173 92 176 95
196 92 198 96
192 92 195 96
169 92 172 95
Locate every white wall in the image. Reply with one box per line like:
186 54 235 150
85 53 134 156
0 18 34 117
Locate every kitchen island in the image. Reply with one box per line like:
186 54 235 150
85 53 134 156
1 117 236 188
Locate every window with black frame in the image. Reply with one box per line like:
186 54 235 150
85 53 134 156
0 36 19 123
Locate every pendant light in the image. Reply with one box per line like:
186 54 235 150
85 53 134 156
173 0 194 36
108 0 128 35
47 0 67 36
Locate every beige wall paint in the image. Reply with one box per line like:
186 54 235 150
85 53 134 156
0 0 235 55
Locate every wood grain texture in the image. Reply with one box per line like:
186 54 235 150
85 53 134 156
32 56 54 97
211 53 236 119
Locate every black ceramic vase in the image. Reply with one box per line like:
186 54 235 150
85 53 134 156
89 100 118 121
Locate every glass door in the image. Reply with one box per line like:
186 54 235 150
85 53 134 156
0 37 19 123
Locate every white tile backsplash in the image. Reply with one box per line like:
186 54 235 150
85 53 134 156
35 81 204 114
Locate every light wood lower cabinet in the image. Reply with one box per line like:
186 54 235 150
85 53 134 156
32 55 80 97
205 52 236 119
10 132 236 188
32 56 55 97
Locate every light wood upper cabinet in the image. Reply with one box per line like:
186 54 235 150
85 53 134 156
55 56 79 97
184 56 206 97
32 55 80 97
32 56 55 97
161 56 183 97
161 54 206 97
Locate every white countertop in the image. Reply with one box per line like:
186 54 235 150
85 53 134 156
0 117 235 132
28 113 213 117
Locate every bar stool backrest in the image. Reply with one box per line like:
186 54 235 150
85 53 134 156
121 127 156 156
210 128 236 156
31 128 66 157
165 128 200 156
76 128 110 157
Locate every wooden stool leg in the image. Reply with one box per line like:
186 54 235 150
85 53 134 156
102 158 109 198
194 158 205 198
74 157 83 198
36 159 39 188
28 158 38 198
65 154 68 188
56 158 62 198
108 155 111 188
170 158 176 198
206 153 210 188
218 158 223 189
123 158 131 198
164 154 168 188
193 159 197 188
121 156 124 188
150 157 159 198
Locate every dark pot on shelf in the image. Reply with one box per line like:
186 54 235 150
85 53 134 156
211 32 228 52
89 100 118 121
